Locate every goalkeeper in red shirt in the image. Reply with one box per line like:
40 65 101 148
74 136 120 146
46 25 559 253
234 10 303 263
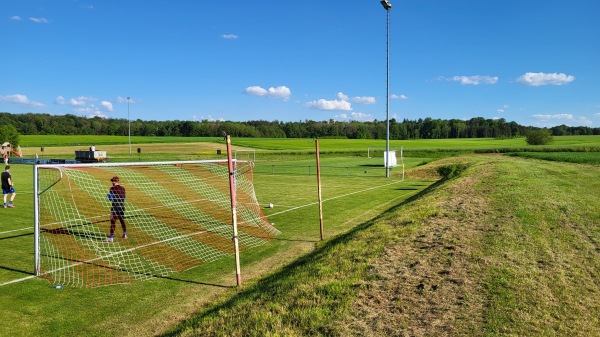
106 176 127 242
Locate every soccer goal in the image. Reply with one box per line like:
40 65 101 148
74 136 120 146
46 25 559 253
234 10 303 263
34 159 279 287
367 146 405 180
234 149 256 162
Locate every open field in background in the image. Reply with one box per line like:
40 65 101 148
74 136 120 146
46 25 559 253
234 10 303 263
508 151 600 165
1 135 599 336
230 135 600 153
16 134 600 159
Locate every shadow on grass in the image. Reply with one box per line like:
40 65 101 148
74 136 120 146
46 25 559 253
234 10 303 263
159 179 446 336
159 275 234 288
36 252 235 289
0 232 33 240
0 265 33 276
270 237 319 243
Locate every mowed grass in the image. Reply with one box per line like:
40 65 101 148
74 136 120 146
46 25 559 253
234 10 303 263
229 135 600 152
18 134 600 155
0 144 430 336
164 154 600 337
18 135 219 147
509 151 600 165
2 136 599 336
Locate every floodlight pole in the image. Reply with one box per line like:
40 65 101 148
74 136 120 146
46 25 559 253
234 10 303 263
127 97 131 155
381 0 392 178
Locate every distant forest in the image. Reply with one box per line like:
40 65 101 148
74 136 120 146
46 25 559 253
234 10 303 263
1 112 599 139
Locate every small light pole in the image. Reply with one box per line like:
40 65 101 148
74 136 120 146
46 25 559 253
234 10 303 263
127 97 131 155
381 0 392 178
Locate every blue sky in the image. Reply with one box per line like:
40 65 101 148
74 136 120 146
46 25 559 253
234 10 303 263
1 0 599 127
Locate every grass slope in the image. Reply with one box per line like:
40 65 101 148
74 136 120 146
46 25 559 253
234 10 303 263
164 155 600 336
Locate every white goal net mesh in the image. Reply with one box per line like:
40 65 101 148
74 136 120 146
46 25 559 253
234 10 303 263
35 160 279 287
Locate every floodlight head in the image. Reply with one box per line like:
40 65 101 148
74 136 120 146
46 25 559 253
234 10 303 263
380 0 392 10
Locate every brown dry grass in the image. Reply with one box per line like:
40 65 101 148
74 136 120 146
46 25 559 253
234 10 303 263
337 155 600 336
340 159 495 336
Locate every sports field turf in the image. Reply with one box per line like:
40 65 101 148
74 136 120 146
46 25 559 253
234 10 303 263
1 135 599 336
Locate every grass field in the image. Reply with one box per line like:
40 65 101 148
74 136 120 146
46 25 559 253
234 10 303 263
17 134 600 155
1 135 599 336
508 151 600 165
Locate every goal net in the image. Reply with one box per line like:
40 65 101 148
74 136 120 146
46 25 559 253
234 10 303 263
34 160 279 287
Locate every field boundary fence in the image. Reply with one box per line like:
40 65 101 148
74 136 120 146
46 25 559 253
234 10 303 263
254 164 392 177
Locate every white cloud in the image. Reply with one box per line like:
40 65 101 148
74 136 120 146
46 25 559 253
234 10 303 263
335 112 374 122
68 96 95 106
194 115 224 122
444 75 498 85
517 72 575 86
532 114 573 120
100 100 113 112
337 92 375 104
222 34 239 39
244 86 268 96
29 17 49 23
351 96 376 104
575 117 592 126
497 104 510 113
337 92 349 101
0 94 45 108
73 107 108 119
390 94 408 100
55 96 120 116
305 99 352 111
116 96 135 103
11 16 21 21
244 85 291 101
533 113 594 126
267 86 291 100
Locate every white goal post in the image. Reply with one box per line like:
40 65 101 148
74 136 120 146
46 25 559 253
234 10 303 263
368 146 405 180
234 149 256 162
34 159 279 287
367 146 403 161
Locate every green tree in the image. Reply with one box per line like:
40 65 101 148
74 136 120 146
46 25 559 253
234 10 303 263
0 124 20 147
526 129 554 145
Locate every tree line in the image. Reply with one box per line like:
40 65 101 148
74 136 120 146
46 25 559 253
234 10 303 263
1 112 599 142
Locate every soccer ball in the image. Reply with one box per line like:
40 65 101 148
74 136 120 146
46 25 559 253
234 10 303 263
268 203 274 208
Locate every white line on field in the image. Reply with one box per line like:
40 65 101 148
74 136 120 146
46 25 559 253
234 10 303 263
265 178 404 217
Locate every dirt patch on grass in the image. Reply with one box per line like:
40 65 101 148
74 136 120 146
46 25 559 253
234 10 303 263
341 164 496 336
